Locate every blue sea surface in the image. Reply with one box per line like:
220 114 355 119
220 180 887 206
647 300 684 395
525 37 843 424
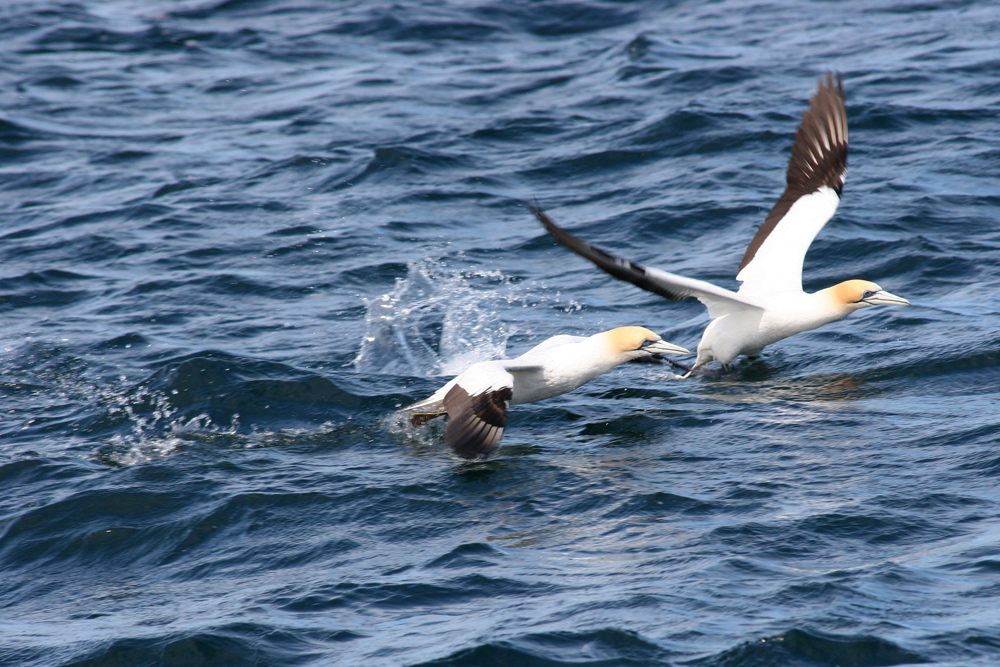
2 1 999 665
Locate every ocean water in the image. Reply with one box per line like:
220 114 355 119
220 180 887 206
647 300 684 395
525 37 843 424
2 0 999 665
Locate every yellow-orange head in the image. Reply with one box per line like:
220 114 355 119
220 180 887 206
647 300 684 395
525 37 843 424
827 280 910 309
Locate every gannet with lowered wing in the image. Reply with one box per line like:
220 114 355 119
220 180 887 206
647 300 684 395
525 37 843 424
402 326 689 458
532 73 909 376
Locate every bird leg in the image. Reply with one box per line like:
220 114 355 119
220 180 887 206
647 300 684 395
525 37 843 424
679 362 728 379
639 355 725 378
409 411 446 427
629 354 671 365
629 354 695 372
662 357 693 373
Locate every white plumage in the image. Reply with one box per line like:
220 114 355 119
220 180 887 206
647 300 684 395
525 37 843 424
533 73 909 376
402 326 689 458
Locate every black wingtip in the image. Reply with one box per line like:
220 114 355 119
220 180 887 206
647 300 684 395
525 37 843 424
528 200 558 235
529 203 690 302
528 201 604 258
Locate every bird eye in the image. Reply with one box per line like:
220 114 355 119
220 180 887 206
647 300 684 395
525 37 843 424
640 339 656 348
862 290 875 299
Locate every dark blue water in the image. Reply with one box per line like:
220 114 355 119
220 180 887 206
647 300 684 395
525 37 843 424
2 1 999 665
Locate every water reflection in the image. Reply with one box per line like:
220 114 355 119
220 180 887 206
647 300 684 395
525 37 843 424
698 366 887 405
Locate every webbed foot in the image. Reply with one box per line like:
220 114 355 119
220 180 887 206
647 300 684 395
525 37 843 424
679 363 728 379
409 411 446 427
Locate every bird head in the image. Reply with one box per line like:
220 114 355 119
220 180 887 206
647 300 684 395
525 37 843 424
604 326 691 360
830 279 910 311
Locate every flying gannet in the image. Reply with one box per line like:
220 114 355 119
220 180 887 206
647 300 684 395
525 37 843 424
402 326 689 458
531 73 909 377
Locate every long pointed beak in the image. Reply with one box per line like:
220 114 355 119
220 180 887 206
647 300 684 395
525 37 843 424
863 290 910 306
644 340 691 356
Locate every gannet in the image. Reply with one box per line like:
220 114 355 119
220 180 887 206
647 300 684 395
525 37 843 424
401 326 689 458
532 73 909 376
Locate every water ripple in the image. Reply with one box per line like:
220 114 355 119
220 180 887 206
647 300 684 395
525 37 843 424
1 0 999 665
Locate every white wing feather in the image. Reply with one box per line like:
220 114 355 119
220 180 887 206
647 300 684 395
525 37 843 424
736 186 840 297
640 266 763 318
454 361 514 397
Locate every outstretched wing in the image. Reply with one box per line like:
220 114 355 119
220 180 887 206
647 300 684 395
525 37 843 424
532 204 761 319
519 334 587 357
443 363 513 459
736 72 848 297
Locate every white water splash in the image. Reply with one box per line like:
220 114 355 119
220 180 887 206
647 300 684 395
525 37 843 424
352 259 521 377
99 384 238 467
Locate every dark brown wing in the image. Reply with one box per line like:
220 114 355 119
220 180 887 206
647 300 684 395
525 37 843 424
443 384 512 459
530 203 688 301
738 72 848 275
531 203 760 317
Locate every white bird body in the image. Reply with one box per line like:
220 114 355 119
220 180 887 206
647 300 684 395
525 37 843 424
533 73 910 375
696 288 853 365
403 327 689 458
513 332 647 403
411 337 612 409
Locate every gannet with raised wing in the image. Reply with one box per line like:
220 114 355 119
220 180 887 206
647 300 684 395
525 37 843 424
532 73 909 376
